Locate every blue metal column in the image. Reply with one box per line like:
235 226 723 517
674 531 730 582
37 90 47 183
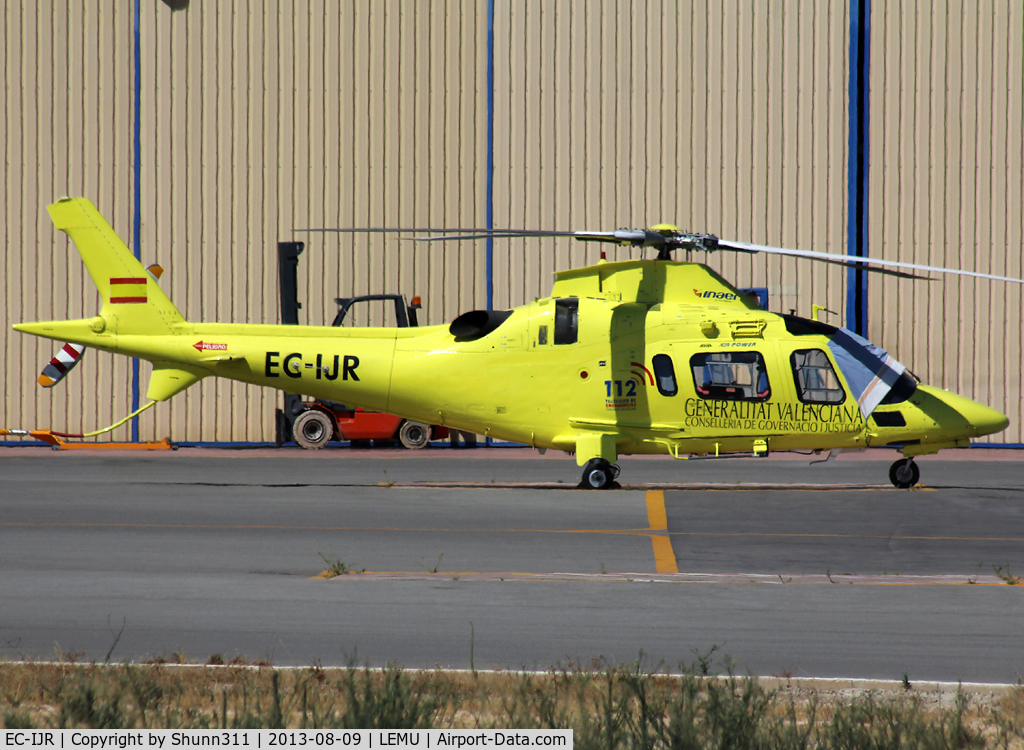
846 0 870 336
484 0 496 447
485 0 495 311
130 0 143 440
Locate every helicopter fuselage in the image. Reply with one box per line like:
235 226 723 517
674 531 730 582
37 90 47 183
20 257 1008 468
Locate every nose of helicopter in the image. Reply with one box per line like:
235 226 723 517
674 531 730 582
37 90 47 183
916 386 1009 438
965 401 1011 437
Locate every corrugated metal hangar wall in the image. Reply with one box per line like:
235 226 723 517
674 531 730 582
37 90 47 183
2 1 1022 445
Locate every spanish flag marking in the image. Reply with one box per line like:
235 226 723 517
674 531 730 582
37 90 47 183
109 277 148 304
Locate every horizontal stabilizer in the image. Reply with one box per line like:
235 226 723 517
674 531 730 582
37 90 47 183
146 364 209 401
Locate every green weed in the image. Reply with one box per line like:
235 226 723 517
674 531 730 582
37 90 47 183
317 552 362 578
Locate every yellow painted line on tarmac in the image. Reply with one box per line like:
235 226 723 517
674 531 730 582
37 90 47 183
666 531 1024 542
645 490 668 531
650 537 678 574
0 521 652 535
645 490 679 574
2 520 1021 545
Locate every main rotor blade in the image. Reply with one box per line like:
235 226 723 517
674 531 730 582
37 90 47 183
414 230 578 241
293 226 1020 283
711 245 927 280
293 227 508 233
295 226 673 248
413 229 670 246
719 240 1024 284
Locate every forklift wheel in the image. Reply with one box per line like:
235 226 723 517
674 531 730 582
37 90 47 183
398 421 431 450
293 410 334 450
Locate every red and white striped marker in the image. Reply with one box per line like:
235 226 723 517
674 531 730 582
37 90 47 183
37 343 87 388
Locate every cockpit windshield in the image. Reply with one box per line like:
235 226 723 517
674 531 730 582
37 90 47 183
826 327 916 417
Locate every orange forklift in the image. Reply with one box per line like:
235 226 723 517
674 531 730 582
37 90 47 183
274 242 449 450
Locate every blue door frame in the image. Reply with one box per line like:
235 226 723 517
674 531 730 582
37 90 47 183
846 0 871 337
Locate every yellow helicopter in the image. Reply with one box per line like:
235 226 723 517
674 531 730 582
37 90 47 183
12 197 1019 489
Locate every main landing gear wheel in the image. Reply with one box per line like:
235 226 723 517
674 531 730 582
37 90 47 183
889 458 920 489
292 410 333 450
580 458 621 490
398 420 431 450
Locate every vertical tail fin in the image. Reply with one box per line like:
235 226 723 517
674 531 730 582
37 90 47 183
47 197 185 332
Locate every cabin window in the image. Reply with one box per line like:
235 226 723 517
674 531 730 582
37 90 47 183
690 352 771 402
652 354 678 396
554 298 578 344
790 349 846 404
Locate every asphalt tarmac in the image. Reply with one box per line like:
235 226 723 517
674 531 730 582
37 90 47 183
1 447 1022 682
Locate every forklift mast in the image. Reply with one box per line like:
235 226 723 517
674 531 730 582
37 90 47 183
278 242 304 325
277 242 306 440
275 241 421 445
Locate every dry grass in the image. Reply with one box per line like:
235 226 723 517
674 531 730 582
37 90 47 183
2 655 1023 748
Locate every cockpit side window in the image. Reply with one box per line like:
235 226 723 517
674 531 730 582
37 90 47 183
689 351 771 402
652 354 678 396
791 349 846 404
554 298 578 345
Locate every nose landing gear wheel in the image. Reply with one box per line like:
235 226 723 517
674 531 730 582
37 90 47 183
889 458 920 489
580 458 621 490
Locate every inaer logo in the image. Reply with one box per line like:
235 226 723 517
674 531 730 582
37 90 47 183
694 288 739 301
